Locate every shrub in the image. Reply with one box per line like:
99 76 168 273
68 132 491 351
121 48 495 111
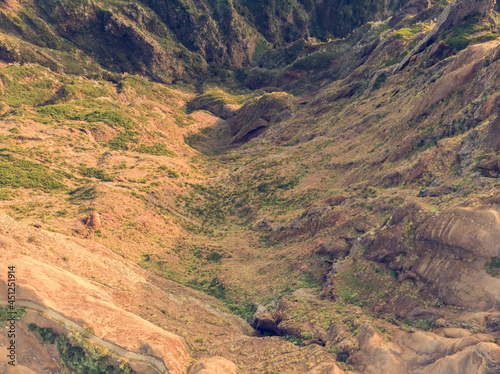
0 306 25 322
0 154 65 192
108 131 138 150
158 165 179 178
291 52 337 70
81 110 132 129
206 250 223 263
373 73 387 90
485 257 500 276
28 324 134 373
68 185 98 201
403 219 415 249
79 167 113 181
137 143 175 157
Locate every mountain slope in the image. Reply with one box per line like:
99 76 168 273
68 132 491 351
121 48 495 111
1 0 500 373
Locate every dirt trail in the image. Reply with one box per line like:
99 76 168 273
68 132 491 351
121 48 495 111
0 299 169 374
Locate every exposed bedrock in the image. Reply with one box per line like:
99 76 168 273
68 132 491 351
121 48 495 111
367 203 500 311
416 207 500 258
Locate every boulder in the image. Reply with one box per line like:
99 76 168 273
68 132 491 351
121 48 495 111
324 195 347 206
477 157 500 178
251 305 279 335
308 362 348 374
479 102 500 150
85 212 101 231
188 357 238 374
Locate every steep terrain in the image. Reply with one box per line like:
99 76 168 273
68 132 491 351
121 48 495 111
1 0 500 373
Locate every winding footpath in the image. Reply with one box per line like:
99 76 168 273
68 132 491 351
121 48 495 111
0 299 169 374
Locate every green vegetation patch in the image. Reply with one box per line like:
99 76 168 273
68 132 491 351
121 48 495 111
50 82 114 104
373 73 387 90
0 153 65 192
256 176 298 193
179 183 230 224
28 324 134 373
0 189 12 200
394 23 427 40
37 104 74 120
291 52 338 71
485 256 500 276
336 258 419 309
400 317 434 331
117 75 175 101
157 165 179 178
186 275 257 323
187 90 246 117
0 65 55 107
37 105 133 129
443 14 498 52
0 306 26 322
0 9 62 50
82 110 132 129
68 185 99 201
108 131 138 150
78 167 113 181
137 143 175 157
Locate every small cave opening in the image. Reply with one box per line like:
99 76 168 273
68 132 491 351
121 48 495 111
234 125 267 143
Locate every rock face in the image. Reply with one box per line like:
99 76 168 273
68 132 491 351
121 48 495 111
365 203 500 311
413 342 500 374
417 207 500 258
35 0 206 82
337 321 500 374
388 0 431 27
0 253 189 373
406 42 498 121
267 287 500 374
483 114 500 152
477 157 500 177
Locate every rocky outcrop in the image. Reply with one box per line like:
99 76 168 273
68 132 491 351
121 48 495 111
413 342 500 374
416 207 500 258
477 157 500 177
228 92 293 143
365 203 500 311
84 212 101 231
252 305 279 335
188 357 238 374
394 0 496 73
388 0 431 28
0 253 189 373
187 92 241 119
483 113 500 152
345 322 500 374
406 42 497 121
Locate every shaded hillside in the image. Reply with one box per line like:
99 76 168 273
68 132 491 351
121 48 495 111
1 0 500 373
0 0 411 83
